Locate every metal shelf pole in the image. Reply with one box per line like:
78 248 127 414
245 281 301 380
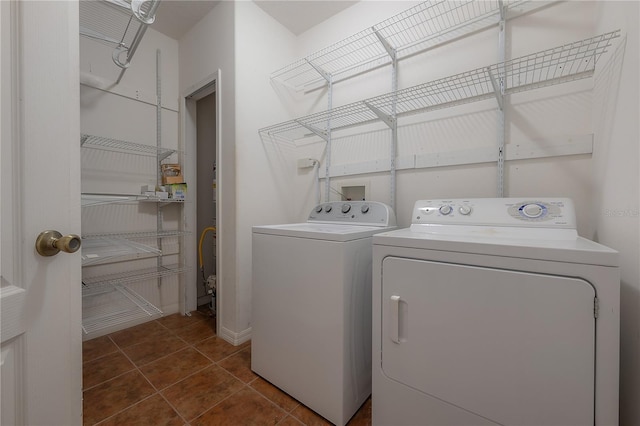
496 1 506 197
374 28 398 212
326 76 333 202
156 49 164 305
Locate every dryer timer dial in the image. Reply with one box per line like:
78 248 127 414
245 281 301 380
522 203 544 218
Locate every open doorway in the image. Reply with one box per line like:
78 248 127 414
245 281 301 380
196 92 216 311
182 71 221 335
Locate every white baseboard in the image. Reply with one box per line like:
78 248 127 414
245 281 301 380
218 326 252 346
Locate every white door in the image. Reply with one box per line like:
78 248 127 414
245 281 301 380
382 257 596 426
1 1 82 425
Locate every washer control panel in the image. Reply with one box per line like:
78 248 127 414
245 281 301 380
308 201 396 226
413 198 575 228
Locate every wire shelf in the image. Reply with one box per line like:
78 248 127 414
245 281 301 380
81 134 177 161
260 31 619 144
81 193 163 207
82 282 163 335
82 264 188 287
80 1 140 49
81 236 161 266
79 0 160 72
83 230 190 240
271 0 551 92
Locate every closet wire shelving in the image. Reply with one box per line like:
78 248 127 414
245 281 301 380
81 134 177 160
79 0 161 83
82 283 163 335
81 131 188 335
81 237 161 266
81 230 189 265
260 31 620 144
271 0 550 93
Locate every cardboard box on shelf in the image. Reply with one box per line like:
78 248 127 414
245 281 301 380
161 163 183 185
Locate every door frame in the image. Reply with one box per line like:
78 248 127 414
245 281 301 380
180 71 222 336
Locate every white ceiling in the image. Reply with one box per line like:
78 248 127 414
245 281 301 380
151 0 358 40
253 1 358 36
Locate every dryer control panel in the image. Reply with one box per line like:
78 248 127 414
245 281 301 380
412 198 576 228
308 201 396 226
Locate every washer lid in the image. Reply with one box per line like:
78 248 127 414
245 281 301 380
373 227 618 267
253 222 397 242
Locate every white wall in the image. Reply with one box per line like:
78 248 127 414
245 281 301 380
179 1 299 340
593 2 640 425
178 0 239 340
234 2 300 332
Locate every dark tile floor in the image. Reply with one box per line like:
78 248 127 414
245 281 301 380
82 311 371 425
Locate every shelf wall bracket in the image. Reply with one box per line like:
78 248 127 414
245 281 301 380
363 101 395 129
295 121 329 142
487 68 504 111
305 59 332 83
373 29 397 62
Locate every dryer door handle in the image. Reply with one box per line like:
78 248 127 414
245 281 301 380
390 295 401 343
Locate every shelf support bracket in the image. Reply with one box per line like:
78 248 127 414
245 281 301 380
363 102 395 129
305 59 332 83
487 68 504 111
373 29 397 62
296 121 329 142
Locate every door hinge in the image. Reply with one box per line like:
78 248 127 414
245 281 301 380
594 297 599 319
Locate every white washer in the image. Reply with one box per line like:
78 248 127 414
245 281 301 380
252 201 396 426
372 198 619 426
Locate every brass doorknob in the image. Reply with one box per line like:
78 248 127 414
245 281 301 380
35 230 81 257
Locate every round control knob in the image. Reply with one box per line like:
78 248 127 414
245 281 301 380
361 204 370 214
341 203 351 214
439 205 452 215
315 205 323 213
324 205 332 213
458 205 472 215
522 203 543 218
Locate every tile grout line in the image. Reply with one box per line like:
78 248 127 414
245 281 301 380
83 323 201 424
136 316 232 424
92 392 163 426
158 390 192 426
178 351 253 422
186 383 255 424
84 314 263 425
93 337 163 425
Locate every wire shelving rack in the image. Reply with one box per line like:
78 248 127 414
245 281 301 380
81 282 163 335
271 0 553 93
81 134 177 161
79 0 161 83
81 236 162 266
260 31 620 145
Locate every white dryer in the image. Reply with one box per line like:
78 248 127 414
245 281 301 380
252 201 396 426
372 198 619 426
